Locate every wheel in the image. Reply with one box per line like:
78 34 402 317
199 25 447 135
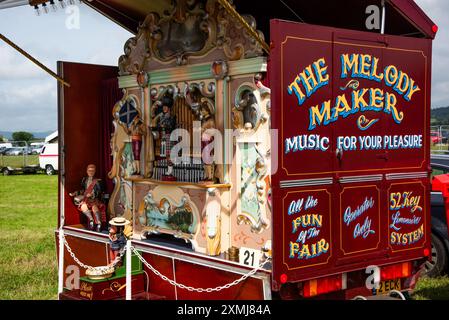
389 290 406 300
2 168 10 176
423 233 448 277
45 165 55 176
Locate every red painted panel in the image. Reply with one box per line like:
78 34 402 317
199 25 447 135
55 233 108 285
142 253 176 300
337 183 383 265
174 260 265 300
332 32 388 173
142 253 265 300
57 62 118 227
387 180 428 255
281 189 332 274
274 29 334 177
270 19 432 289
382 36 431 171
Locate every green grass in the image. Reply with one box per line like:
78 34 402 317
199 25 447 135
0 155 39 168
0 174 58 300
413 276 449 300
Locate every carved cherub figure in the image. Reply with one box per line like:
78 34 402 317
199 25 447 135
126 115 147 175
199 99 216 182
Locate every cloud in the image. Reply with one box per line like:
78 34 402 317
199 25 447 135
0 45 45 79
415 0 449 108
0 4 131 131
0 81 56 106
0 80 57 132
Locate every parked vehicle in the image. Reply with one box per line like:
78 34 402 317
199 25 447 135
441 131 449 144
39 143 58 175
1 142 41 175
427 157 449 277
30 142 45 148
1 165 40 176
0 143 12 149
431 131 443 145
30 145 43 155
5 147 25 156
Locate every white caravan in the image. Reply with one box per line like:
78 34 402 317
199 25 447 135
39 131 58 175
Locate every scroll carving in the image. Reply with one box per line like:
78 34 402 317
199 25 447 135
118 0 264 75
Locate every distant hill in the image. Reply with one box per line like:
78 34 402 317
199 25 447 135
0 131 54 141
432 107 449 125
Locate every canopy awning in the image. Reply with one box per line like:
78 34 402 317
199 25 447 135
0 0 28 9
1 1 437 39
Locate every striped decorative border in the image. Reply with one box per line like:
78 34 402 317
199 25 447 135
386 172 428 181
339 175 383 184
280 177 333 188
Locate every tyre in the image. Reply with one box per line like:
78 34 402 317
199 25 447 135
2 168 10 176
45 165 55 176
423 233 448 278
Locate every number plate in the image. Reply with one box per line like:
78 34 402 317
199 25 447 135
373 279 401 295
239 247 262 268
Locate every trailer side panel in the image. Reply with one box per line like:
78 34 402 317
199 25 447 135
270 20 432 291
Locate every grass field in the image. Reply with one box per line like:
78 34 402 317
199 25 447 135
0 174 448 300
0 174 57 300
414 276 449 300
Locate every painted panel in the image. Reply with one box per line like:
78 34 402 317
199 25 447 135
339 185 381 256
133 182 230 257
388 181 427 253
58 62 118 227
270 19 431 288
56 234 109 289
282 189 332 271
174 259 265 300
332 34 388 173
239 143 267 231
142 252 176 300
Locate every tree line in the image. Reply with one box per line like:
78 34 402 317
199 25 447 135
0 132 35 145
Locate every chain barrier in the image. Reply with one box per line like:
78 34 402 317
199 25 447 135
62 233 125 271
60 232 270 293
131 247 271 293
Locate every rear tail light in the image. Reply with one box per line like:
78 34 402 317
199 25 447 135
380 262 412 281
302 273 347 298
280 274 288 284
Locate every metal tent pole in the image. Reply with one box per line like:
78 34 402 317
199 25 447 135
126 240 132 300
0 33 70 87
58 229 65 295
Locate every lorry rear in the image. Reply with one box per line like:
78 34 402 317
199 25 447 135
270 20 432 299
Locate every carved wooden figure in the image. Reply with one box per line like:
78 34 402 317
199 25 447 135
199 98 217 182
69 164 106 232
203 188 222 256
126 115 147 176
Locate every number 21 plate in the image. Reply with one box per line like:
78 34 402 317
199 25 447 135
373 279 401 295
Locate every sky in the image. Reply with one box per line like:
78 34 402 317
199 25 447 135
416 0 449 108
0 3 132 132
0 0 448 132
